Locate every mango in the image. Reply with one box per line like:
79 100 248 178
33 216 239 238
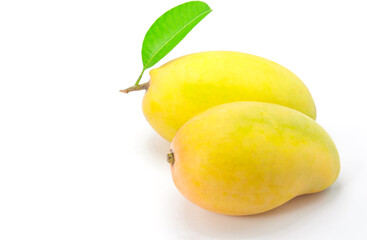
168 102 339 215
142 51 316 141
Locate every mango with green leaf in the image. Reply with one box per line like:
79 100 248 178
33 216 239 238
121 3 316 141
122 1 340 216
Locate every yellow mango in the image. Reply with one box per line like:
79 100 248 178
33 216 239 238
168 102 339 215
141 51 316 141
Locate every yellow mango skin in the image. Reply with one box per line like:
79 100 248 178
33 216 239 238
170 102 339 215
142 51 316 142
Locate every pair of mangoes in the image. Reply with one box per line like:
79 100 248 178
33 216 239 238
136 51 340 215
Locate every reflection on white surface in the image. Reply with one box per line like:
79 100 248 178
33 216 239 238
177 184 341 239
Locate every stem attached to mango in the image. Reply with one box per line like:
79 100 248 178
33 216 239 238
167 152 175 164
120 82 150 94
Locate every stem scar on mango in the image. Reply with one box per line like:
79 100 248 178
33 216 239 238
167 152 175 164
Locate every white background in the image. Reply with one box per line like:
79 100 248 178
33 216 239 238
1 0 366 239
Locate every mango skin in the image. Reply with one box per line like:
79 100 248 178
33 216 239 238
142 51 316 142
170 102 339 215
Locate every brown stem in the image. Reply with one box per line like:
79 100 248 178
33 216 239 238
167 152 175 164
120 82 149 93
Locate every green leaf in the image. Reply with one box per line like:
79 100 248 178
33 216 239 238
135 1 212 85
